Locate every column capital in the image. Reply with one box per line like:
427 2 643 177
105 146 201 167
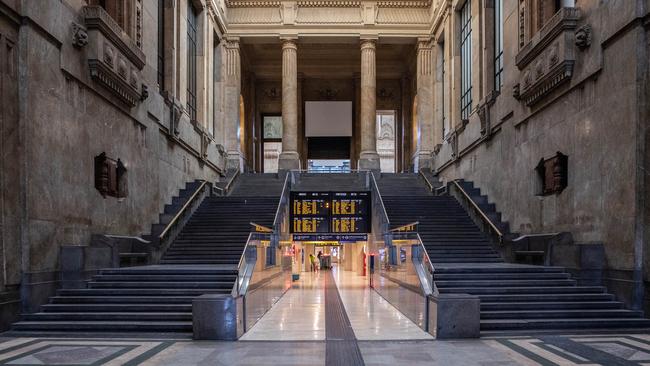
280 35 298 43
417 37 433 50
225 35 240 48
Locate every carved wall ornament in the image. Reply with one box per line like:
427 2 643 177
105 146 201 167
548 43 559 66
575 24 592 49
513 83 521 100
170 100 183 136
535 58 544 79
103 45 114 67
263 87 281 99
130 70 138 86
94 152 128 199
318 88 339 99
117 59 127 79
201 132 210 160
140 84 149 101
378 88 394 100
72 22 88 48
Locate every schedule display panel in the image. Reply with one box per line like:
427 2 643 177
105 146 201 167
290 191 371 237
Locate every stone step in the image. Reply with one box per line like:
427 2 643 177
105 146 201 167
42 303 193 312
50 296 197 304
480 318 650 331
439 286 605 295
481 309 643 320
12 321 193 332
23 312 192 321
480 301 624 311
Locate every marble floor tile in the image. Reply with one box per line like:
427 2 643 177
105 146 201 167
240 271 326 341
331 267 433 341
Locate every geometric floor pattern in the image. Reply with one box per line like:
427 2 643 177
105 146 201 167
2 335 650 365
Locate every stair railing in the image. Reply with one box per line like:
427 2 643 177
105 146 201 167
271 172 292 249
418 168 436 192
213 169 240 196
154 180 211 262
448 179 504 243
368 171 391 246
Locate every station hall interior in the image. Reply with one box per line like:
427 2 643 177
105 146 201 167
1 0 650 365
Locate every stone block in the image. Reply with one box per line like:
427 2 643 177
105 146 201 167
193 294 244 340
428 293 480 339
60 245 85 289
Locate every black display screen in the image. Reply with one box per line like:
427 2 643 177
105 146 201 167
290 191 371 235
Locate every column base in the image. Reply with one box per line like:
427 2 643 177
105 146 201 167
227 151 245 172
278 151 301 171
358 151 380 172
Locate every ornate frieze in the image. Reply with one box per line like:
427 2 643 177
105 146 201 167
228 7 282 24
83 6 146 107
376 8 430 24
515 8 581 106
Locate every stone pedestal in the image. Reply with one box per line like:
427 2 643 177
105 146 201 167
428 293 480 339
279 37 301 171
193 294 244 340
359 38 380 171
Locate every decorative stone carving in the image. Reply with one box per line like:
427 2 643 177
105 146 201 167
263 87 281 99
201 132 210 160
377 87 394 101
512 83 521 100
515 8 581 106
169 99 183 136
575 24 592 50
318 87 339 100
140 84 149 101
83 6 146 107
71 22 88 48
535 152 568 195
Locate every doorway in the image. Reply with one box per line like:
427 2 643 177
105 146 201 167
262 115 282 173
376 110 396 173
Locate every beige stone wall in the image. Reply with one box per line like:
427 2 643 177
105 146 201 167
428 0 650 308
0 0 234 293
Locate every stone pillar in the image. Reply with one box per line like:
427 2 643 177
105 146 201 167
358 38 380 171
278 37 301 171
415 38 435 170
224 37 243 171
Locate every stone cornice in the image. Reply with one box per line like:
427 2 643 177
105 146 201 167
83 6 145 70
226 0 430 7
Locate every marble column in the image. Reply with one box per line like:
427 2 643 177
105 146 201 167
415 37 435 170
278 37 301 171
223 37 243 171
358 38 380 171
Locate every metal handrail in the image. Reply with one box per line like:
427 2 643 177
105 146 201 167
416 233 437 295
250 222 273 233
214 169 240 195
159 180 209 240
369 171 390 230
450 179 504 240
418 169 435 192
273 173 291 228
390 221 419 232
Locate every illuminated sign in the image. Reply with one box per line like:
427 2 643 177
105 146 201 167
290 191 371 236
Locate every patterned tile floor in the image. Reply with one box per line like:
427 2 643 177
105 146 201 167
3 334 650 365
3 269 650 365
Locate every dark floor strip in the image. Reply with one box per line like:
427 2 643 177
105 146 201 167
324 271 365 366
540 336 639 366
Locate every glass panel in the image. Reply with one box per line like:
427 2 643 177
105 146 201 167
460 1 472 120
186 3 198 121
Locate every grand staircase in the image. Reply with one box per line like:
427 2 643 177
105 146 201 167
378 173 650 334
9 174 283 336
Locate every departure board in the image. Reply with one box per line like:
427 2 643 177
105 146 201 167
290 191 371 236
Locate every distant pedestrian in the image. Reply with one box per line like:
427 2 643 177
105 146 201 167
309 253 317 272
